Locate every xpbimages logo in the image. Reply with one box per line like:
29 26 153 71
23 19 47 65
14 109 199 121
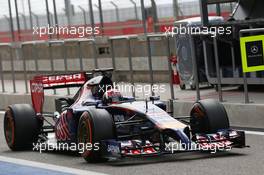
165 140 232 154
32 141 100 154
98 82 167 96
32 25 100 37
164 24 232 38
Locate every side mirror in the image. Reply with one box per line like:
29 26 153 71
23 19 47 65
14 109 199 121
95 101 101 108
149 96 160 101
122 96 135 102
95 101 109 109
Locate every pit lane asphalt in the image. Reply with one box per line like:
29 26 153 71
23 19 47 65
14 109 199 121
0 112 263 175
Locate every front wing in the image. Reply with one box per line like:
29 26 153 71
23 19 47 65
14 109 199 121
100 129 246 159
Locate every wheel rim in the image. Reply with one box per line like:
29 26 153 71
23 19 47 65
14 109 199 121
80 122 90 143
78 114 92 156
4 109 15 147
190 103 206 134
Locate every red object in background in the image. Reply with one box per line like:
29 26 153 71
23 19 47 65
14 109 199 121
170 55 180 84
0 12 231 43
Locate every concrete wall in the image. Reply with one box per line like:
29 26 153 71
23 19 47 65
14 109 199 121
0 37 175 83
0 57 169 71
0 93 60 112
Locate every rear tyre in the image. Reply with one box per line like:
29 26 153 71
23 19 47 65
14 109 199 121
4 104 41 150
190 99 229 134
77 108 114 163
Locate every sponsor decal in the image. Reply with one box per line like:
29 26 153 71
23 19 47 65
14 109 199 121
30 82 44 93
240 35 264 72
107 144 120 154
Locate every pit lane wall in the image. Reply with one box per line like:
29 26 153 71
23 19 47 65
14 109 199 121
0 37 174 83
0 93 58 113
0 92 263 129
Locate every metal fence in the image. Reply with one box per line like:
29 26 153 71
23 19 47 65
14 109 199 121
0 34 176 100
0 31 259 104
1 0 255 104
0 0 234 42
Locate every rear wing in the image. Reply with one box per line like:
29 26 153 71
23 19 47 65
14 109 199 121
30 72 90 115
33 72 90 89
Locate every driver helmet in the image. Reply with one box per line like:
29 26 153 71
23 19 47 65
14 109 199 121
102 89 123 104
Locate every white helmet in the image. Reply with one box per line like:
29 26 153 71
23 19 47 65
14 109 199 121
102 89 122 104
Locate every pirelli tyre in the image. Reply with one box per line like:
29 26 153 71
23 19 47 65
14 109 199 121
190 99 230 134
4 104 41 150
77 108 115 163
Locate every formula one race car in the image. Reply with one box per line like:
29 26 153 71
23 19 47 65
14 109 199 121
3 68 246 162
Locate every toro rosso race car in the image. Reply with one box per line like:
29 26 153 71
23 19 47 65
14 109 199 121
4 68 246 162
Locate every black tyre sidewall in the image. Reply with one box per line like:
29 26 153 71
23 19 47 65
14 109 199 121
78 112 96 161
78 108 114 162
4 104 40 150
190 99 230 134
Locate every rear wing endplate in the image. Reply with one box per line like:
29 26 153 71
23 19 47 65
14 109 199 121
30 72 89 114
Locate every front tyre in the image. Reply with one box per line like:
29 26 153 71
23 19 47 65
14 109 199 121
4 104 41 150
77 108 114 163
190 99 229 134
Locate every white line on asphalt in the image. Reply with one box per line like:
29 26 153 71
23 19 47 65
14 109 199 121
0 156 108 175
245 130 264 136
